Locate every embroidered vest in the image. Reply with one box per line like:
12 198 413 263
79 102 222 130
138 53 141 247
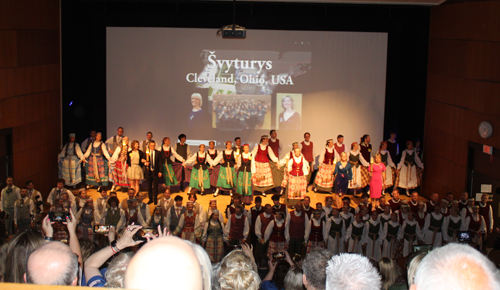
270 221 286 242
328 218 344 238
255 145 270 163
259 213 274 236
301 141 314 162
323 149 335 165
229 214 246 240
291 157 304 176
176 143 188 161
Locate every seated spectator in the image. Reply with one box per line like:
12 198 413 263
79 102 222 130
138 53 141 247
219 248 260 290
0 238 8 282
411 243 500 290
406 252 426 288
125 234 202 290
283 266 305 290
326 253 381 290
4 231 44 283
25 241 79 285
261 254 293 290
302 249 333 290
378 257 406 290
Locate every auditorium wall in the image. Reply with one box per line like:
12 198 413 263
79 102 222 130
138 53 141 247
0 0 61 195
423 0 500 198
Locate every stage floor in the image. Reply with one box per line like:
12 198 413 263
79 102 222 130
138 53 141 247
80 185 428 222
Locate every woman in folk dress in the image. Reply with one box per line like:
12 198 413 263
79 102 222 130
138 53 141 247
237 144 253 202
348 142 370 197
213 141 238 197
333 152 353 198
282 148 309 204
82 132 111 189
202 210 225 263
184 144 215 195
314 139 337 193
251 135 279 195
109 136 131 192
378 141 396 195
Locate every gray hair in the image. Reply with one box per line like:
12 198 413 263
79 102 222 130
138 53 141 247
303 249 332 290
185 240 212 290
104 252 133 288
26 242 79 286
407 253 426 288
284 266 305 290
192 93 203 107
219 249 260 290
326 253 381 290
414 243 500 290
211 262 221 290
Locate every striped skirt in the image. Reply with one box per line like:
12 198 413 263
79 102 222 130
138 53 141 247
109 160 130 187
172 162 187 182
59 156 82 186
205 235 225 263
267 240 287 260
85 154 109 186
209 165 221 187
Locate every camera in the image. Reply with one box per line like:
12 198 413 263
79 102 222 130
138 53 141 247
272 252 286 260
94 225 111 235
48 211 70 222
134 228 158 242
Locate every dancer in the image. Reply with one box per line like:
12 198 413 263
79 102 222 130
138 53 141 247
173 134 192 191
287 201 308 257
442 207 465 244
126 140 146 195
348 142 370 197
345 213 366 254
388 189 402 213
82 132 111 190
264 210 288 259
58 133 84 187
478 193 494 235
301 132 315 184
381 212 401 259
184 144 214 195
397 211 423 257
386 132 399 164
305 210 326 254
463 205 487 250
75 198 95 241
423 204 444 248
281 148 309 203
214 141 237 198
396 141 424 196
249 197 265 247
269 130 282 158
363 210 384 261
378 142 396 195
173 201 201 243
255 204 274 262
224 204 250 246
251 135 279 195
151 206 166 229
13 188 34 232
206 141 221 194
139 132 158 152
109 136 130 192
105 127 125 155
313 139 336 193
368 153 386 209
144 141 162 204
236 144 253 200
160 137 183 187
325 207 346 255
333 152 353 197
333 135 346 164
202 209 225 263
166 195 186 234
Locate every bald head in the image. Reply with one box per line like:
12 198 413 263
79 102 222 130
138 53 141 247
411 243 500 290
125 236 202 290
26 242 78 285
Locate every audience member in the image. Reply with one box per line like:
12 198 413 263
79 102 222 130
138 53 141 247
325 253 381 290
283 266 305 290
411 243 500 290
0 238 8 282
378 257 406 290
3 231 44 283
219 249 260 290
262 254 293 290
302 249 332 290
406 252 426 288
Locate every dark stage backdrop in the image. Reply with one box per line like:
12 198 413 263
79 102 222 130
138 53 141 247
61 0 429 159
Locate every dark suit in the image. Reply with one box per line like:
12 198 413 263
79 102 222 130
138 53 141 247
145 149 162 204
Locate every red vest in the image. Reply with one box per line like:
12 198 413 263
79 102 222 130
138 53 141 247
255 145 270 163
259 213 274 236
301 141 314 162
183 212 197 232
468 215 482 237
389 199 401 213
334 143 345 157
426 201 437 213
269 139 280 158
289 211 306 239
415 212 426 228
310 220 324 242
291 157 304 176
270 220 286 242
229 214 246 240
323 149 335 165
360 143 372 163
478 204 491 230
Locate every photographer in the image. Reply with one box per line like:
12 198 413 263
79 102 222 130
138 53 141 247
261 251 294 290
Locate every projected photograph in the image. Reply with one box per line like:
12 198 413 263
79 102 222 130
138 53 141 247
276 93 302 130
212 94 272 130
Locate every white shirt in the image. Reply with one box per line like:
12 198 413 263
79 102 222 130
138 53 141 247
397 149 424 170
1 186 21 211
264 218 289 242
255 212 273 239
224 213 250 241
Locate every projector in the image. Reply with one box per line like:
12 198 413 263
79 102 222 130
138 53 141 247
221 26 246 39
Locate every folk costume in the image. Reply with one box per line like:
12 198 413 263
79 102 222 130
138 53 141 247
396 148 424 190
58 136 84 187
83 140 111 187
251 142 279 192
314 144 336 192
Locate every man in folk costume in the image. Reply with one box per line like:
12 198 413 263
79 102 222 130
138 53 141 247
378 141 396 195
348 142 370 197
341 196 356 216
271 194 288 219
305 209 326 254
206 140 222 195
58 133 84 188
139 132 159 152
458 191 469 212
144 141 163 204
464 205 487 251
119 188 136 212
232 137 243 153
226 193 249 219
381 212 401 259
109 136 131 192
160 137 184 188
301 132 315 184
158 188 174 216
379 203 392 227
461 198 475 221
287 201 309 257
281 148 309 203
426 193 439 214
358 135 373 195
82 132 111 190
224 204 250 246
478 193 494 235
313 139 336 193
14 187 34 232
255 204 274 262
423 203 444 248
213 141 238 198
93 188 109 222
136 193 152 226
363 210 384 261
173 134 192 191
101 196 126 231
325 207 346 255
81 130 96 155
251 135 279 196
442 207 466 244
302 196 315 219
397 211 424 257
398 203 410 225
396 141 424 196
333 135 346 162
166 195 186 235
345 213 366 254
174 202 202 244
47 179 75 207
263 210 288 260
122 198 148 230
440 199 450 216
76 198 95 241
202 209 225 263
415 202 427 228
269 130 282 159
236 144 253 201
388 189 402 213
151 206 167 229
75 188 87 212
409 191 422 214
105 127 126 155
248 196 264 247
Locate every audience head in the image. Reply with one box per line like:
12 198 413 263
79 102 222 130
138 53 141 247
325 253 381 290
406 252 426 288
125 236 202 290
25 241 79 286
303 249 332 290
0 238 9 282
4 231 44 283
284 266 305 290
78 238 97 263
105 252 133 288
411 243 500 290
185 240 212 290
272 260 291 290
219 249 260 290
379 257 400 290
211 262 222 290
108 196 119 208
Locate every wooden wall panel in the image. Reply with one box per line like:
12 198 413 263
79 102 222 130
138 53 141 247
0 31 17 68
0 0 59 30
14 64 60 96
17 30 60 67
12 116 61 154
0 68 15 100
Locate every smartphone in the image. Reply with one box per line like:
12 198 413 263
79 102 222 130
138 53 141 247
413 245 433 253
458 231 472 243
94 225 111 235
273 252 286 260
134 228 158 241
48 211 70 222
